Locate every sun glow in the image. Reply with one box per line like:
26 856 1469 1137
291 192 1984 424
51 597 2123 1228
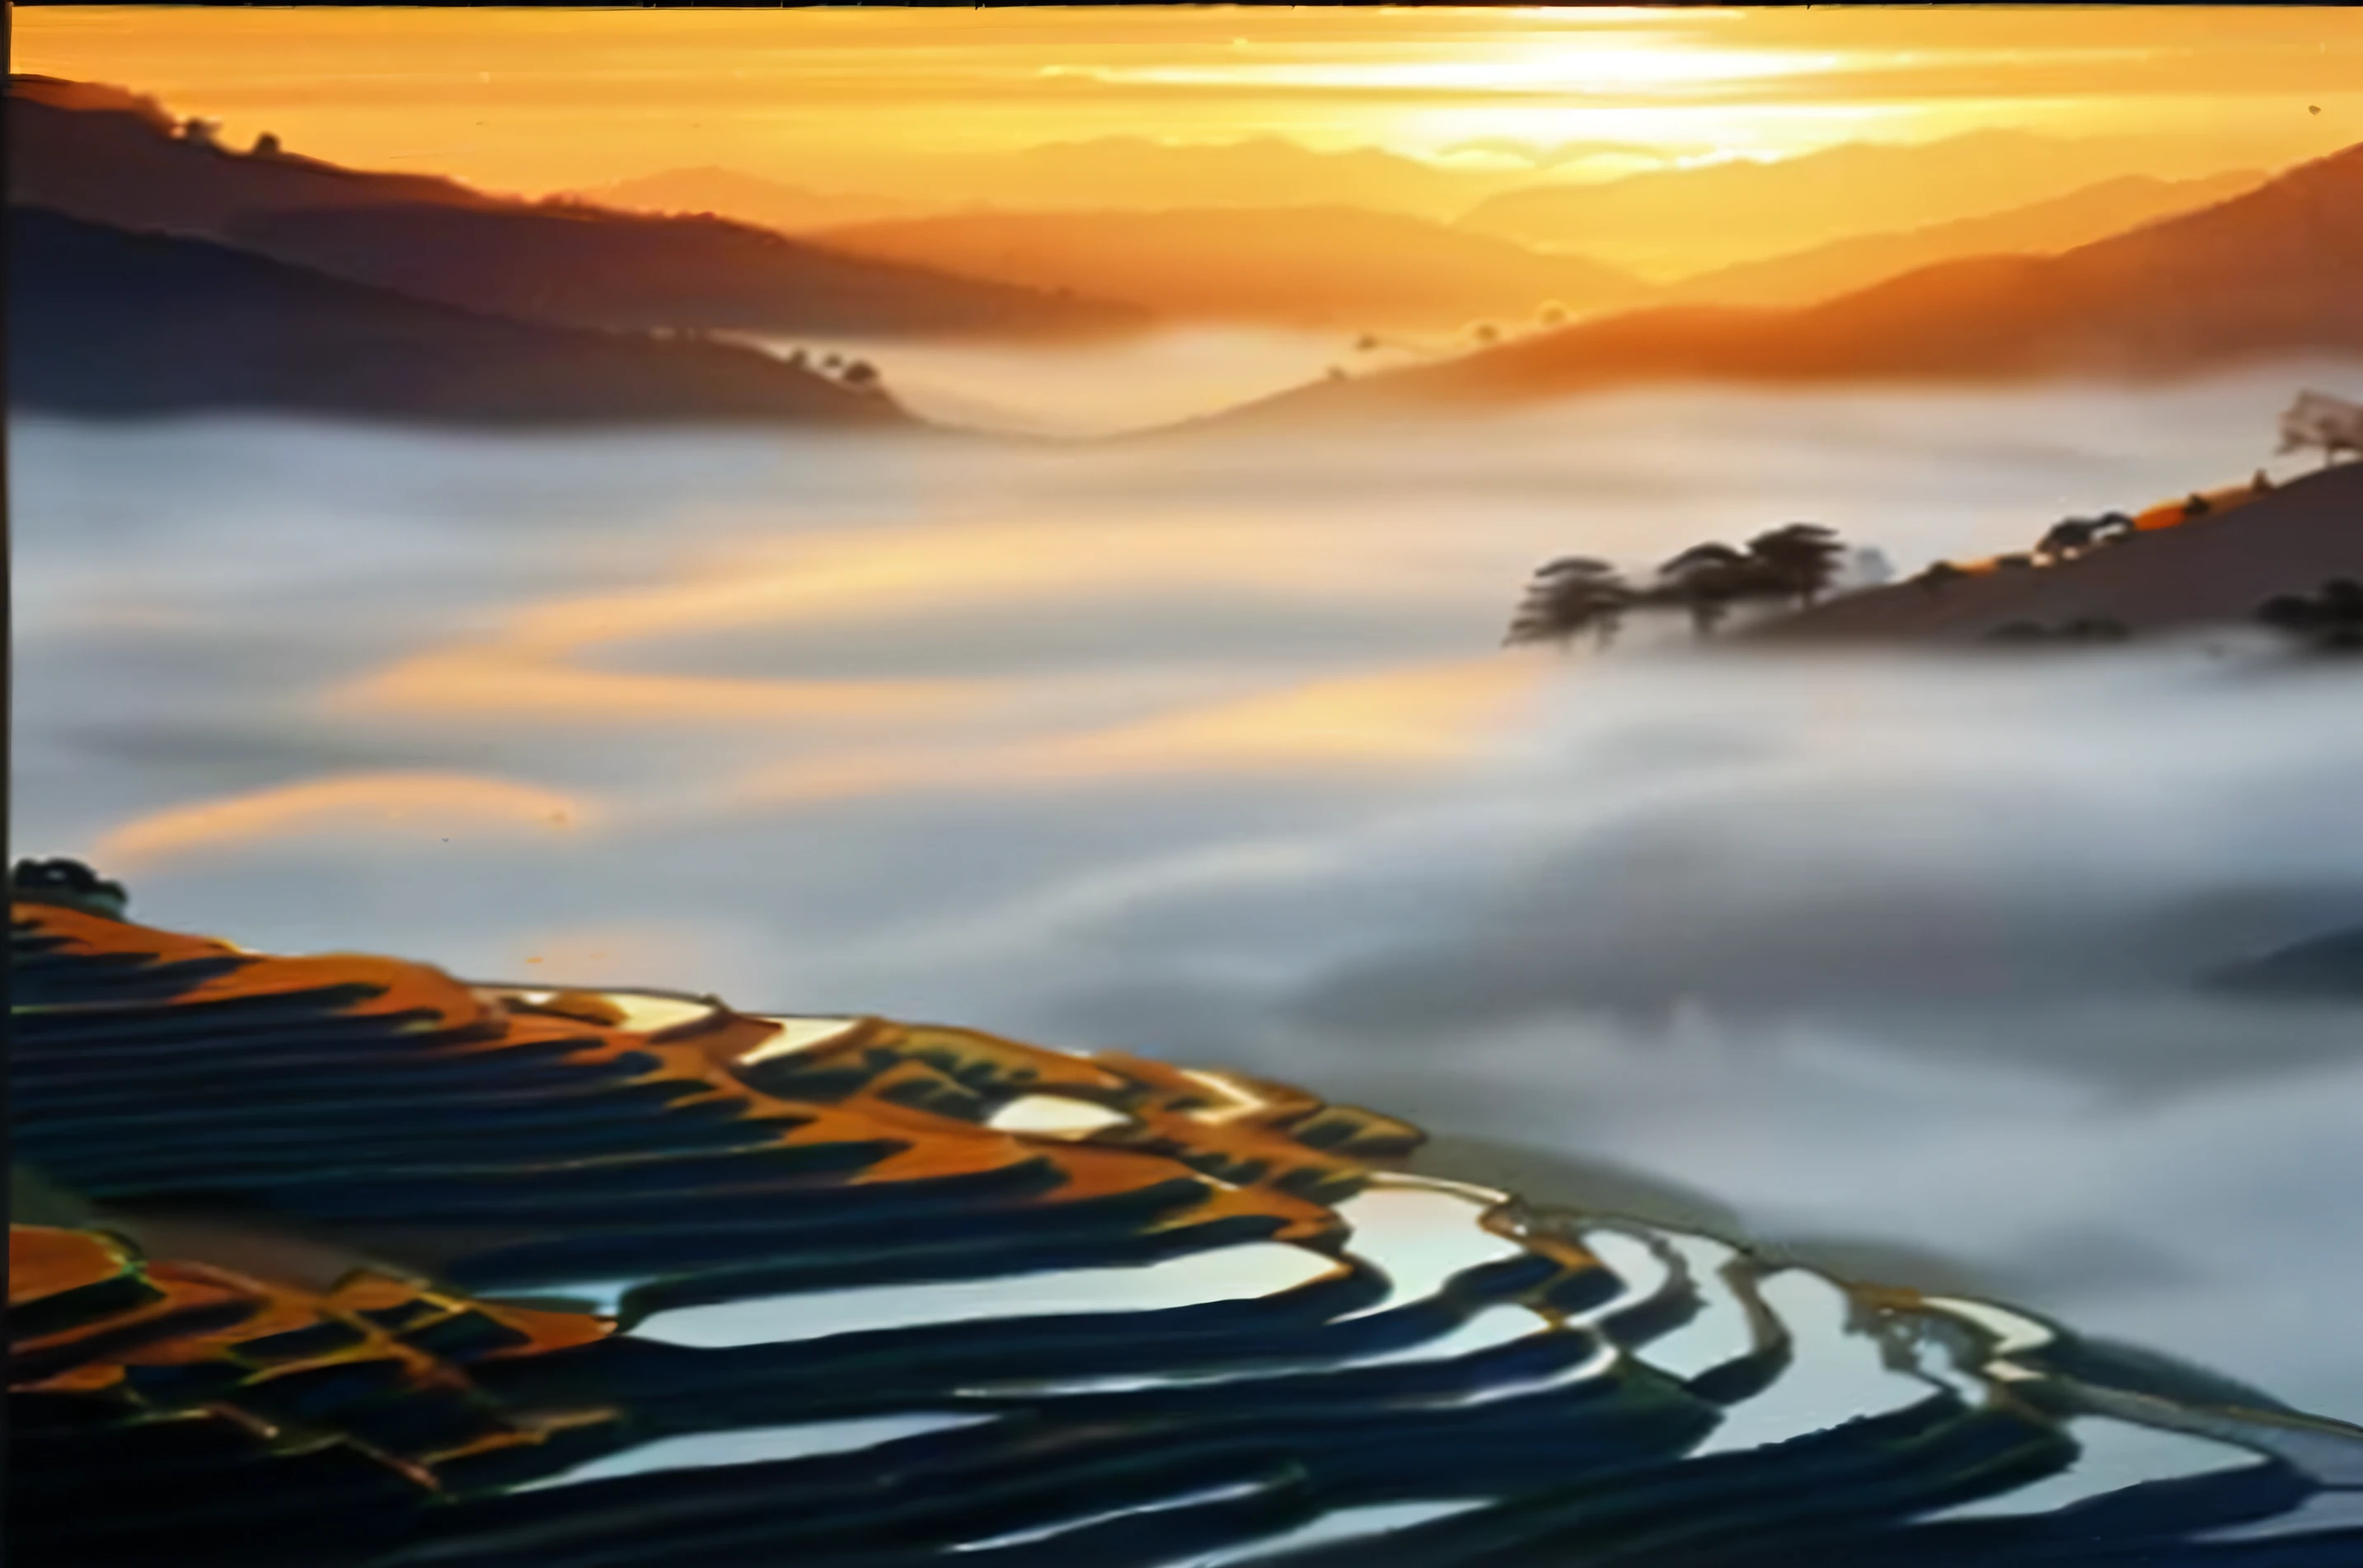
13 7 2359 200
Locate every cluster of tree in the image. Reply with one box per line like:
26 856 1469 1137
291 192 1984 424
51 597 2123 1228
2257 578 2363 654
1915 494 2234 590
1503 523 1848 650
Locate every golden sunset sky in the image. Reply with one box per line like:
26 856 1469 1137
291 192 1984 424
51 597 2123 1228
16 5 2362 199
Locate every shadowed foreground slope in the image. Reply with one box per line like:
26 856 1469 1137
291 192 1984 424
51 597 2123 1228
6 208 917 428
12 862 2363 1567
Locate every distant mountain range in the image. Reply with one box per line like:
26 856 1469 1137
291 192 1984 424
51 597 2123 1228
929 134 1542 222
1653 169 2270 309
7 207 915 428
565 166 928 233
806 170 2267 334
218 201 1145 340
1205 142 2363 428
1456 129 2270 280
7 74 1142 342
810 204 1648 332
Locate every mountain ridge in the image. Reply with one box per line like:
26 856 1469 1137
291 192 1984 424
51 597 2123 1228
7 206 923 429
1186 141 2363 432
7 74 1146 342
809 203 1648 332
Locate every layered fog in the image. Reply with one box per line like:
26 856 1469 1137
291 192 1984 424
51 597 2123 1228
12 344 2363 1416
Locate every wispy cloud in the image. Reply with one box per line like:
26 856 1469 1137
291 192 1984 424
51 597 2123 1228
94 771 593 867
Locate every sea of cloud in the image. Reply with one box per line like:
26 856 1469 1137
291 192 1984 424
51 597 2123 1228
12 352 2363 1415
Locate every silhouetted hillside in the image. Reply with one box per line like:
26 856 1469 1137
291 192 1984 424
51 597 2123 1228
1207 143 2363 428
7 208 917 428
7 75 500 232
9 74 1146 342
1657 170 2267 309
1748 460 2363 644
812 204 1648 331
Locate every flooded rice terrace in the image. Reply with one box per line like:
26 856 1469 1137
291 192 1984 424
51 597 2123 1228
12 342 2363 1419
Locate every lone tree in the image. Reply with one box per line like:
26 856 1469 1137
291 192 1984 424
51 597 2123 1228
839 359 882 391
252 131 283 157
1504 557 1635 652
1744 523 1847 608
2034 517 2098 563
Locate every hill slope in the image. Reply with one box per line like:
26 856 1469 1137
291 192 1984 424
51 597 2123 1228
811 204 1648 331
1456 129 2237 278
1206 143 2363 428
1749 460 2363 644
7 208 917 428
8 75 1142 342
222 201 1148 340
1657 169 2268 309
7 75 501 232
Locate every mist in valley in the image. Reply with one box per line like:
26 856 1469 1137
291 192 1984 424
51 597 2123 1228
12 344 2363 1416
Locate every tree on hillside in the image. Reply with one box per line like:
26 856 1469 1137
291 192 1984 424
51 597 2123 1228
180 117 221 150
2182 493 2215 521
1536 302 1571 329
1744 523 1847 608
1642 542 1779 638
1470 322 1501 346
2091 512 2139 545
1504 557 1635 652
2035 517 2098 563
252 131 283 157
839 359 881 391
